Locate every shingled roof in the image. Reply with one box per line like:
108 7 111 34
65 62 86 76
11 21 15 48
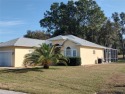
0 35 106 49
0 37 47 47
48 35 106 49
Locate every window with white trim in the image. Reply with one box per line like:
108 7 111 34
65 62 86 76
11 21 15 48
65 47 77 57
66 47 71 57
73 49 77 57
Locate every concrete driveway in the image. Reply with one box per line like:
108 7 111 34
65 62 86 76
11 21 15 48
0 89 27 94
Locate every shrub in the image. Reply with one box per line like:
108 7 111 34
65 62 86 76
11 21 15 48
56 62 67 66
68 57 81 66
56 58 69 66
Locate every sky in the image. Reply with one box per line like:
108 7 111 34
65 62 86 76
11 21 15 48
0 0 125 42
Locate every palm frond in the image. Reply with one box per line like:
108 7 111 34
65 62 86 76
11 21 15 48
23 43 68 68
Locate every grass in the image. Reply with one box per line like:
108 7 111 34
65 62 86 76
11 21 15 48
117 59 125 63
0 64 125 94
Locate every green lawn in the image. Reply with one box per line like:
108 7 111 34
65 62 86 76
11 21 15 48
0 64 125 94
117 59 125 63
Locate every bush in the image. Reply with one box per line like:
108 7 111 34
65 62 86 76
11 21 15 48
68 57 81 66
56 62 67 66
56 58 69 66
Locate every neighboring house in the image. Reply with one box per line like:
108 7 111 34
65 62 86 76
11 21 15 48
0 35 117 67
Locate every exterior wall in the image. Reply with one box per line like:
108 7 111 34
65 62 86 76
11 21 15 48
0 47 15 66
0 40 104 67
14 47 34 67
61 40 80 57
51 39 80 57
80 46 104 65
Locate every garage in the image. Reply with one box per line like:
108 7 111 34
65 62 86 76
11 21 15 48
0 51 13 67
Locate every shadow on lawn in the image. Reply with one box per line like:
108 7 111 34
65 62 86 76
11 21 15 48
0 67 60 73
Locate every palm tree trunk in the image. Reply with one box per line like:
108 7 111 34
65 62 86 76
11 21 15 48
43 63 49 69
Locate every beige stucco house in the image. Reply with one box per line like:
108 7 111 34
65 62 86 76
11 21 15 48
0 35 117 67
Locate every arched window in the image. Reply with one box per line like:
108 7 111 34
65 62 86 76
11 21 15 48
66 47 71 57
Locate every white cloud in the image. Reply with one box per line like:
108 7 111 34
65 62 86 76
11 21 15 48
0 20 25 27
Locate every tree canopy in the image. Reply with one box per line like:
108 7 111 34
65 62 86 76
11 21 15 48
39 0 125 56
112 12 125 57
24 30 51 40
40 0 106 40
98 19 120 48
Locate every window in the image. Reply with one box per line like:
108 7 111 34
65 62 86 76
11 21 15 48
73 49 77 57
66 47 71 57
65 47 77 57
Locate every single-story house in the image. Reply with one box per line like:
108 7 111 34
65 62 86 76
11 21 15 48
0 35 117 67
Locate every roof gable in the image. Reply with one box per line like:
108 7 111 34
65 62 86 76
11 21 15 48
48 35 106 49
66 35 106 48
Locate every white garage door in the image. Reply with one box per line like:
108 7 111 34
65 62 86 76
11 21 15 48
0 51 12 67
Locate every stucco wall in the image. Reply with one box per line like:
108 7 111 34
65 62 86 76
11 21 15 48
62 40 80 56
51 39 80 57
80 46 104 65
14 47 34 67
0 47 15 66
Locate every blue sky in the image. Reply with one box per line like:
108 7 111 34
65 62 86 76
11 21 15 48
0 0 125 42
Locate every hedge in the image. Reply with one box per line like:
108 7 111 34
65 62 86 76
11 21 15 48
68 57 81 66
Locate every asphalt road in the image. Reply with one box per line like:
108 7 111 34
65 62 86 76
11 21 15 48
0 89 27 94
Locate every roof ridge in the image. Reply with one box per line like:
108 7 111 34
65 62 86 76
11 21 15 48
19 37 45 41
14 37 23 46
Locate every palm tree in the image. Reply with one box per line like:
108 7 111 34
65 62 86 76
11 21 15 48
24 43 68 69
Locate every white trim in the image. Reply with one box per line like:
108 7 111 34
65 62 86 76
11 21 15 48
66 49 71 57
71 49 73 57
72 49 77 57
65 47 72 57
65 47 77 57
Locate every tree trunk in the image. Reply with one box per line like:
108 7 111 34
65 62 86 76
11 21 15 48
122 41 125 59
43 63 49 69
123 48 125 59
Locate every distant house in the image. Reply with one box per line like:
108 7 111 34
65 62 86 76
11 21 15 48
0 35 117 67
